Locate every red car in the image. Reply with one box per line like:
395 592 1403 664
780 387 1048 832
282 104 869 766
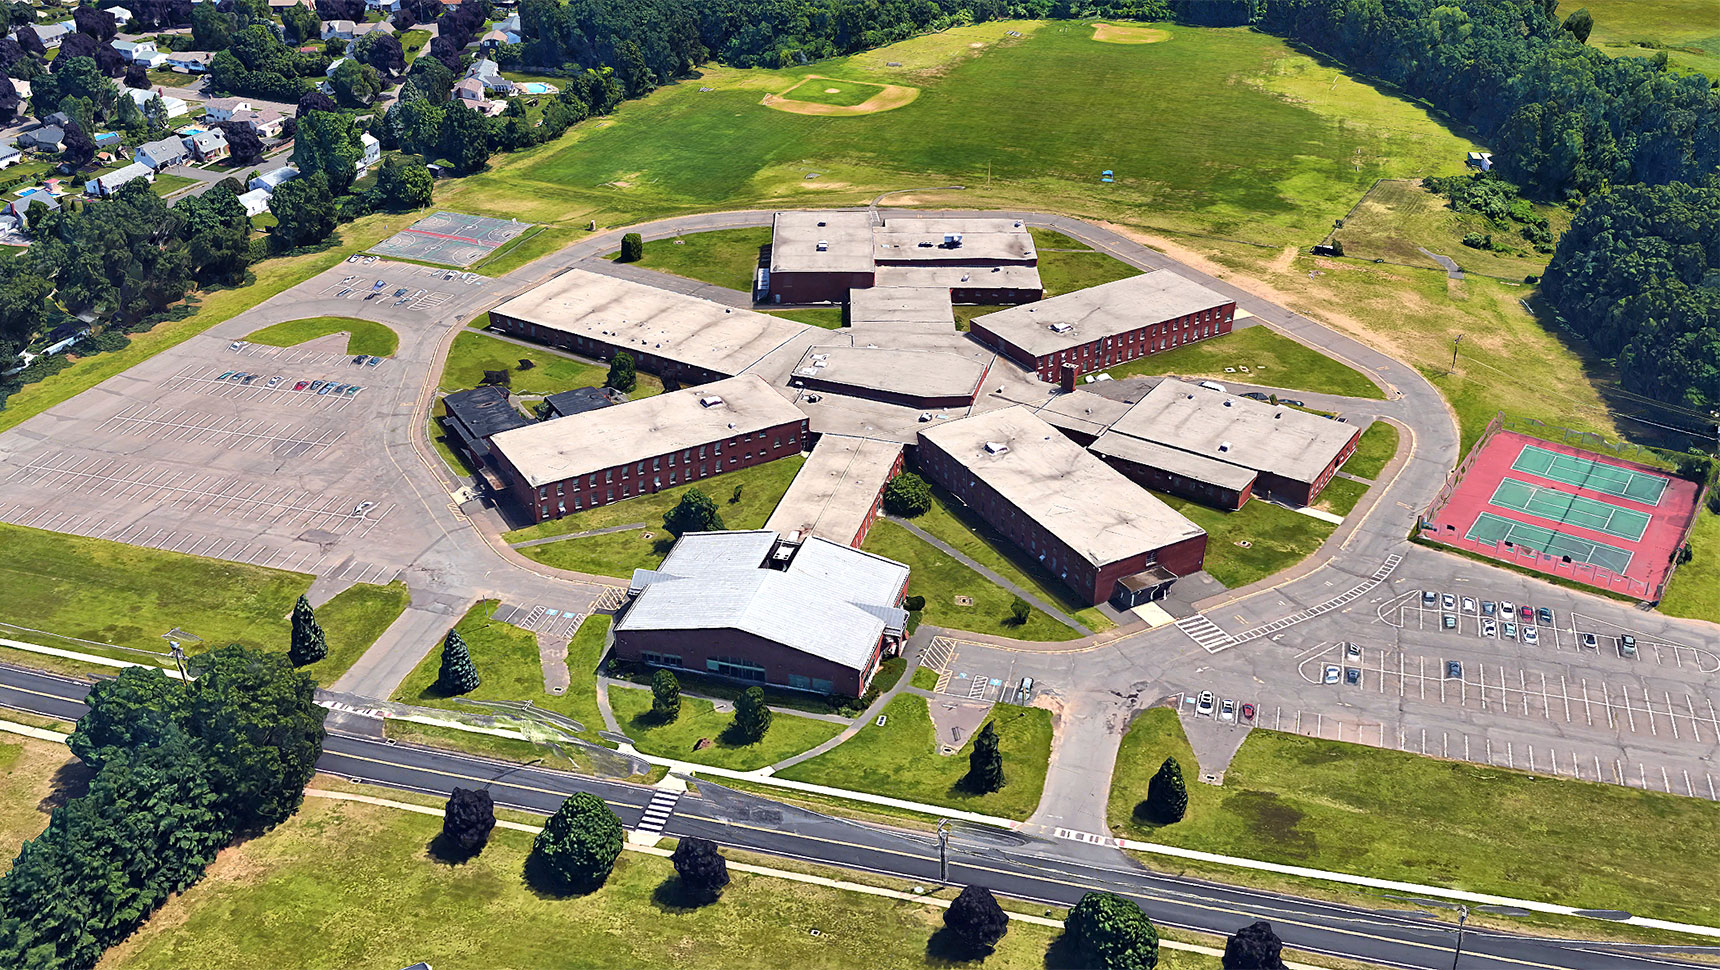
1240 702 1256 722
1519 605 1534 621
293 380 309 391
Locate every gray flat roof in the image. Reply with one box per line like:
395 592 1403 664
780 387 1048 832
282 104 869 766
489 269 818 378
790 345 988 401
918 406 1204 566
765 434 902 545
1090 430 1259 491
874 263 1043 292
1106 378 1358 484
488 374 806 487
848 286 953 327
769 210 875 276
874 217 1036 264
1028 390 1131 438
619 530 908 672
971 271 1231 357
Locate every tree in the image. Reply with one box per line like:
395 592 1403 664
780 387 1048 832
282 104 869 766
651 668 680 723
288 594 327 667
881 471 931 517
59 119 95 166
268 172 337 248
731 686 772 743
296 89 340 117
73 5 117 40
618 231 643 262
670 836 729 903
531 791 624 890
183 645 328 830
605 349 636 392
663 487 723 535
378 157 433 209
1222 921 1287 970
1067 891 1159 970
1144 757 1187 824
122 62 147 89
328 56 381 107
143 93 171 135
440 786 496 859
218 120 265 165
1007 596 1031 627
280 3 321 44
944 884 1008 953
353 30 405 76
292 109 363 195
435 627 481 695
1561 8 1593 44
439 100 492 174
0 76 17 128
16 25 46 57
965 720 1004 793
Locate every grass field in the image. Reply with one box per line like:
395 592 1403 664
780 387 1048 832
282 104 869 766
782 77 888 107
776 694 1053 820
1104 325 1383 399
1107 707 1720 928
244 316 400 357
1333 179 1571 281
1154 492 1335 589
620 227 769 292
770 307 845 328
1341 421 1399 480
1659 509 1720 622
467 224 573 277
860 520 1079 641
149 173 200 198
0 736 76 865
608 685 845 771
1578 0 1720 78
439 331 664 399
1031 228 1142 295
1314 476 1369 517
303 582 411 689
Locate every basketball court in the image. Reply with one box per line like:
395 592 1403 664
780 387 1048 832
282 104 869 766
368 211 533 267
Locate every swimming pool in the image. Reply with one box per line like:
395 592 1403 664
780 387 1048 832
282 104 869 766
178 126 210 136
518 82 558 95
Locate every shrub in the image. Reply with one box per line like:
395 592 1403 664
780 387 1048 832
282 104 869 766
618 231 643 262
1007 596 1032 626
651 668 680 723
882 471 932 517
1067 891 1159 970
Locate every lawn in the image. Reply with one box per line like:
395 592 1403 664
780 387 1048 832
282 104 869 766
1154 492 1335 589
1104 325 1383 399
439 330 664 399
782 77 888 107
1332 179 1571 282
608 686 844 771
93 795 1135 970
0 736 77 865
1107 707 1720 928
1030 227 1140 296
0 521 311 656
467 224 572 277
768 308 844 329
1313 476 1368 518
1659 509 1720 623
149 173 200 197
860 520 1080 642
393 605 612 744
776 693 1052 820
910 666 939 690
396 27 430 57
303 581 411 689
244 316 400 357
908 487 1113 632
617 226 770 293
1341 421 1399 480
1577 0 1720 78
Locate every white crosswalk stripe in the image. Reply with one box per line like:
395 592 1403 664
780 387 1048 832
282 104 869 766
634 789 681 838
1175 613 1236 653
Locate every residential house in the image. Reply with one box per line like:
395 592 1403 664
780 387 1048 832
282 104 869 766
249 164 298 191
236 187 272 217
267 0 312 9
164 51 212 72
107 5 133 25
202 97 253 123
320 19 356 40
85 162 155 198
134 135 190 169
5 190 59 219
351 20 394 36
185 129 229 162
1466 151 1494 172
229 108 284 138
0 144 20 170
19 126 65 152
91 131 121 149
452 77 485 103
324 56 349 77
24 23 70 48
11 79 27 100
364 0 400 10
111 39 157 61
43 111 71 129
125 88 189 118
356 131 380 172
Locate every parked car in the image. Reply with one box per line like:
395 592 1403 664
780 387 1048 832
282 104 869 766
353 355 369 365
394 287 407 297
1322 665 1341 685
293 380 309 391
1281 399 1305 407
346 254 361 262
1481 618 1497 638
1219 698 1236 723
1441 593 1456 610
1446 661 1463 679
1344 667 1361 686
217 371 234 381
1537 607 1554 625
1461 596 1477 613
1619 635 1638 658
1501 621 1517 640
1240 702 1255 722
1421 590 1437 606
1519 605 1534 621
364 356 380 367
1481 601 1496 616
1442 614 1457 630
1197 380 1227 393
344 385 360 396
1196 691 1215 716
317 383 333 395
1581 632 1598 649
1500 600 1516 616
1344 642 1362 662
265 376 281 388
309 380 325 391
1242 391 1269 401
1524 627 1540 646
241 374 257 384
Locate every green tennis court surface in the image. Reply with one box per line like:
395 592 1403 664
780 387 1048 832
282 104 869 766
1466 512 1634 574
1511 444 1668 505
1489 478 1651 541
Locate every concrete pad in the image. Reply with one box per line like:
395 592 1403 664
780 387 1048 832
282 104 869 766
924 694 994 752
1129 601 1175 628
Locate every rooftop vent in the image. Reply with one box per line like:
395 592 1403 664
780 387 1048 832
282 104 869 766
983 441 1010 455
699 395 725 408
727 421 736 429
1218 441 1232 453
1223 398 1234 407
816 221 826 227
1049 322 1074 333
815 240 829 251
1274 412 1283 419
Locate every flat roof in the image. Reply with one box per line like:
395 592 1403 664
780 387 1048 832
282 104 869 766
765 434 902 545
489 374 806 487
971 270 1231 357
543 386 615 416
918 405 1204 566
769 210 875 276
442 385 531 439
874 263 1043 292
848 286 953 328
873 217 1036 264
1090 430 1259 491
790 345 988 403
489 269 818 379
1106 378 1359 484
1028 390 1131 439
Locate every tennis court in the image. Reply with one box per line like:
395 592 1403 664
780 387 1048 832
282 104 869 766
1466 512 1635 574
1489 478 1651 541
1512 444 1669 505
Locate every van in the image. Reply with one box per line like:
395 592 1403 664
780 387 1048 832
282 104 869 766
1198 380 1227 393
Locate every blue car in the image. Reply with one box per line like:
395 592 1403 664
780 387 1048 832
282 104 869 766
317 383 333 395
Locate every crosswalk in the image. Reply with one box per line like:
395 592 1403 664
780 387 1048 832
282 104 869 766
1175 614 1237 653
634 788 681 840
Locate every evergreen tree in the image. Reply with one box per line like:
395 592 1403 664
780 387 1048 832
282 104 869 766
435 627 481 695
651 668 680 723
531 791 623 890
605 349 636 392
1067 891 1159 970
965 720 1004 793
944 884 1009 953
731 686 771 743
1007 596 1031 627
663 487 724 535
1222 921 1287 970
288 594 327 667
440 786 496 859
618 231 643 261
670 836 729 903
1144 756 1188 824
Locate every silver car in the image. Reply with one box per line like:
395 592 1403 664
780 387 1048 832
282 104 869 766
1219 698 1236 723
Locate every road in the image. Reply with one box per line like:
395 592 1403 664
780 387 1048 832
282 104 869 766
1 662 1707 970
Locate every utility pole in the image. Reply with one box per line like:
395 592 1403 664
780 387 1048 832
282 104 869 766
1450 905 1469 970
936 819 951 884
1450 333 1464 373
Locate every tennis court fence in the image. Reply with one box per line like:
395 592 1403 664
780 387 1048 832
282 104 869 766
1424 410 1504 523
1415 521 1654 598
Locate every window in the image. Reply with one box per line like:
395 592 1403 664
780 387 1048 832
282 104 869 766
707 656 766 682
605 470 613 483
788 674 834 693
640 652 682 668
653 458 660 471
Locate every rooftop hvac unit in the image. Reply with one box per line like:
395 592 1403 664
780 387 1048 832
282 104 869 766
1223 397 1233 407
815 240 829 251
983 441 1009 455
699 395 725 408
1049 322 1073 333
1218 441 1232 453
944 233 963 246
727 421 737 429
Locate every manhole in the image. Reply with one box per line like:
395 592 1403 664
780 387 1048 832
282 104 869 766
1235 540 1253 548
641 532 654 540
954 595 974 606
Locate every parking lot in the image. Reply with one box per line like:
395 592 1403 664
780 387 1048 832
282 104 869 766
922 636 1041 705
319 259 488 311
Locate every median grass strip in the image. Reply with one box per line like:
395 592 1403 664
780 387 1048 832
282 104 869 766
303 582 411 689
1341 421 1399 480
439 330 664 399
776 694 1052 820
1108 708 1720 928
1152 493 1335 589
608 686 844 771
860 520 1078 642
244 317 400 357
1105 325 1384 400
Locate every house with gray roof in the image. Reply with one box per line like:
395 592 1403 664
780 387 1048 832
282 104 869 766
19 126 65 152
85 162 155 198
134 136 190 170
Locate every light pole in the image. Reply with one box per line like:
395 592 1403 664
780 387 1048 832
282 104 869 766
1450 904 1469 970
1450 333 1464 373
936 819 951 884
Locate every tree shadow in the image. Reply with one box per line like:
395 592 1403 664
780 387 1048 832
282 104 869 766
37 759 94 814
924 926 994 967
426 832 483 866
521 851 608 900
1042 931 1086 970
649 876 720 913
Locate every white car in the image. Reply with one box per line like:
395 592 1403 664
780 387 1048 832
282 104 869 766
1196 691 1215 717
1219 698 1236 723
1198 380 1227 393
1480 618 1497 638
1441 593 1456 610
1344 642 1362 662
1323 665 1341 685
1501 600 1516 616
1461 596 1477 613
1523 626 1540 646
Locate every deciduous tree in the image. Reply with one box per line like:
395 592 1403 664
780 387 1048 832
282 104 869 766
670 836 729 903
882 471 931 516
1067 891 1159 970
731 686 771 743
1222 921 1287 970
944 884 1008 952
531 791 624 890
663 487 723 535
651 668 680 723
604 349 636 392
441 786 496 858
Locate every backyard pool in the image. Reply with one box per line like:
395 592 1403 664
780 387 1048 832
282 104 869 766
517 82 558 95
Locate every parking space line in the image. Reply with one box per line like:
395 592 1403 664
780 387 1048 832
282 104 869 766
1665 690 1680 740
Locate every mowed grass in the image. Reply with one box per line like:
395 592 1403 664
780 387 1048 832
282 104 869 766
302 582 411 689
769 308 845 328
468 224 576 277
244 316 400 357
0 737 78 865
777 694 1053 820
1659 509 1720 623
1030 228 1141 296
94 796 1128 970
783 77 888 107
1105 325 1384 399
439 331 664 398
1341 421 1399 480
1155 492 1334 589
619 226 769 292
608 686 844 771
1578 0 1720 78
860 520 1079 641
1333 179 1571 281
1314 476 1368 517
1107 708 1720 927
0 521 311 654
